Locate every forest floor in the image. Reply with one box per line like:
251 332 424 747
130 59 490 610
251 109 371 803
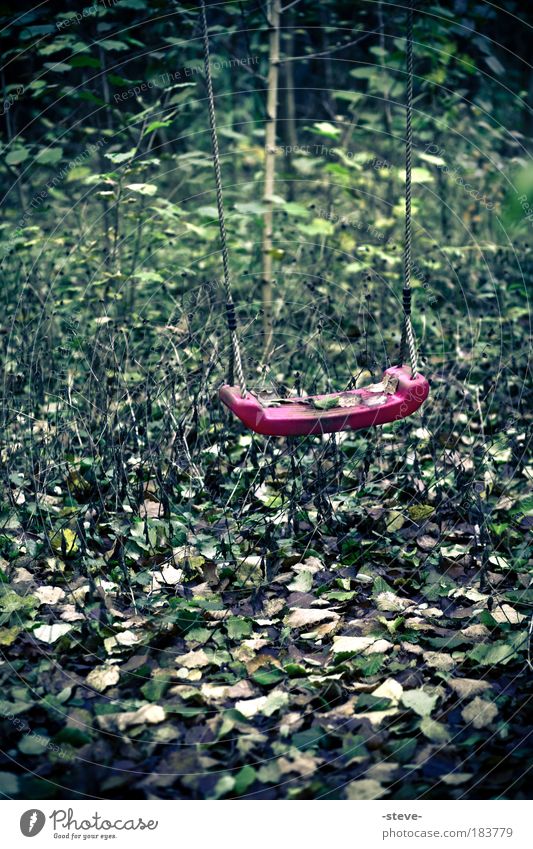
1 329 532 799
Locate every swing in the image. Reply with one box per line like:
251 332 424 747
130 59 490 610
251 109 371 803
200 0 429 437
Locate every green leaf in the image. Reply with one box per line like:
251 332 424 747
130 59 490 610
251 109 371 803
0 699 31 716
283 202 310 218
144 120 172 135
312 121 341 138
291 727 322 751
125 183 158 196
284 662 307 678
386 509 405 532
252 666 284 687
287 570 313 592
226 617 253 639
197 206 219 219
408 504 434 521
66 166 91 182
54 727 92 747
44 61 72 73
234 201 265 216
35 148 63 166
485 55 505 76
27 80 47 92
420 717 451 743
69 55 102 69
50 528 79 556
19 734 50 755
99 39 129 51
5 147 29 166
141 677 170 702
0 772 20 796
131 270 163 284
234 765 256 795
312 396 340 410
322 590 356 601
372 576 395 596
401 688 438 717
263 689 289 716
105 149 136 164
398 167 434 184
0 626 21 645
350 67 376 79
298 218 335 237
0 589 38 625
418 151 446 167
333 90 363 104
117 0 147 8
255 485 283 509
467 642 516 666
168 704 204 718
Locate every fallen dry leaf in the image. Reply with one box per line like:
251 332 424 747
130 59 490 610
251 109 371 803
34 586 66 605
360 393 387 407
115 630 139 647
423 651 455 672
441 773 473 786
376 591 413 612
160 564 184 585
346 779 387 800
140 500 162 519
461 696 498 729
333 635 393 655
448 678 492 699
365 374 399 394
86 664 120 693
33 623 72 644
112 704 166 732
175 648 211 669
490 604 525 624
235 696 268 718
285 607 340 629
372 678 403 704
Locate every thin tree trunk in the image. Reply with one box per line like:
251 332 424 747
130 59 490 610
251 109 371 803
94 55 112 266
528 67 533 137
2 71 26 210
283 9 297 200
378 1 392 135
262 0 281 360
320 6 336 120
98 45 113 133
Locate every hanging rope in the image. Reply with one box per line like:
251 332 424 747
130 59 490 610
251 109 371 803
200 0 247 395
399 0 419 377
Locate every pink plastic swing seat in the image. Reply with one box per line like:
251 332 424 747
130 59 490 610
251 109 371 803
220 365 429 437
